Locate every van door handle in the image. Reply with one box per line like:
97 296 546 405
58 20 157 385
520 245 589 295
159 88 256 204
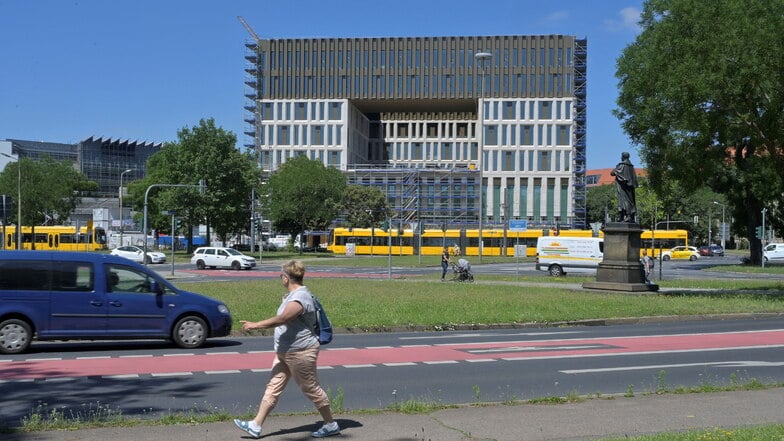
90 300 103 307
109 301 122 307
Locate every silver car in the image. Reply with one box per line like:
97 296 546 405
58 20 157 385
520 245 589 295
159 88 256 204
110 245 167 264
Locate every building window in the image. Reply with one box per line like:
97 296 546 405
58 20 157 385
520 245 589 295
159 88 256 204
328 102 342 120
538 151 551 171
538 101 552 119
311 125 324 145
441 142 452 160
484 125 498 146
277 125 290 145
412 142 423 160
556 125 570 145
328 150 341 166
397 123 409 138
521 125 534 145
295 102 307 120
502 151 515 171
502 101 515 119
262 103 274 120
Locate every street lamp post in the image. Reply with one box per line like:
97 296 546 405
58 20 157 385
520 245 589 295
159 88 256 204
712 201 726 250
143 180 205 265
0 152 21 249
119 169 134 247
475 50 492 263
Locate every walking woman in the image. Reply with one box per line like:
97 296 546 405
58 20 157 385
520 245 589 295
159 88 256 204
441 246 451 281
233 260 340 438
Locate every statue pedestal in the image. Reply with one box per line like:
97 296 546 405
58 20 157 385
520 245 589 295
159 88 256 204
583 222 658 292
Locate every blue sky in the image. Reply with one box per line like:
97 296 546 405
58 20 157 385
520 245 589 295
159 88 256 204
0 0 643 169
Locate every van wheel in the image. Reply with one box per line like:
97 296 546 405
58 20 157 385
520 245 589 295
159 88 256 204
172 316 207 349
0 319 32 354
195 260 206 270
231 261 241 271
548 264 564 277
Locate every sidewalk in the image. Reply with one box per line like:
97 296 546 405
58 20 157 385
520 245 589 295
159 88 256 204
9 388 784 441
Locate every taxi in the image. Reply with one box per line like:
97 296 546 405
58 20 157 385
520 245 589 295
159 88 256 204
661 246 700 261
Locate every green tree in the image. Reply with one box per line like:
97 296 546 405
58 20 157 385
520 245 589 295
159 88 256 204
340 185 390 228
0 156 97 247
264 156 346 251
129 118 259 250
586 184 615 225
615 0 784 264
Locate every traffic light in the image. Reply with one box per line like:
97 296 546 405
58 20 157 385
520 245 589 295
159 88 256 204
755 226 764 239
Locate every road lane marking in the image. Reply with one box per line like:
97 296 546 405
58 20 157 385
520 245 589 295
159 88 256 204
560 360 784 374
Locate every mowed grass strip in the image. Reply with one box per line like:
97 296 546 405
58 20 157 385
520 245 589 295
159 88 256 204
176 278 784 333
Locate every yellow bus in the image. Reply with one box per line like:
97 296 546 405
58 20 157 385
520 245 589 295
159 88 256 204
641 229 689 258
3 225 108 251
328 227 688 258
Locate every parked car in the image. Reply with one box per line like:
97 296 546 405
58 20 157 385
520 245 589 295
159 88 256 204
698 245 724 257
661 246 700 261
763 243 784 262
111 245 167 264
191 246 257 270
0 251 232 354
708 245 724 257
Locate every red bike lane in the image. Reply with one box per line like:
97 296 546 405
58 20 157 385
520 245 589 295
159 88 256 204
179 269 413 279
2 329 783 381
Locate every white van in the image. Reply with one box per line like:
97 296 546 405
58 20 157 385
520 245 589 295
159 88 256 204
535 236 604 276
763 243 784 262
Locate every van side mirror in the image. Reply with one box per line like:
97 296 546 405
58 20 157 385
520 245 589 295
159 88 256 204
149 280 162 295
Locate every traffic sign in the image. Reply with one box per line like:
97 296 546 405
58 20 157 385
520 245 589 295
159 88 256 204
509 220 527 232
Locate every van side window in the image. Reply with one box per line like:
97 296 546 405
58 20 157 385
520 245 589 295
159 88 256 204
0 260 51 290
52 262 94 292
105 264 166 294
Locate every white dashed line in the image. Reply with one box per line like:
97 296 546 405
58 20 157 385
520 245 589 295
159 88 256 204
150 372 193 377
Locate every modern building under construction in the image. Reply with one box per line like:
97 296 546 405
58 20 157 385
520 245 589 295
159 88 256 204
241 31 587 230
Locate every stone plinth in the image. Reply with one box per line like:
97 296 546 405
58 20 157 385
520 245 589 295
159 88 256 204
583 222 658 292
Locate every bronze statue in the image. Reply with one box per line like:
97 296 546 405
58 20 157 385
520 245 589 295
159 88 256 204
610 152 638 223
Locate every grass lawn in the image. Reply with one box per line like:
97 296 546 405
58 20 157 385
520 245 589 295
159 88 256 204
177 275 784 334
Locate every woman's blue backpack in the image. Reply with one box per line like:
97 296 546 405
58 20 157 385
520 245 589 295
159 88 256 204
311 295 333 345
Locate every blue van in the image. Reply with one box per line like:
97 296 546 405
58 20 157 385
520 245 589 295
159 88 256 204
0 251 232 354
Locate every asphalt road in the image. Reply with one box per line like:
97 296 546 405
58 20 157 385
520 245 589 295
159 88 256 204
152 253 767 282
2 317 783 426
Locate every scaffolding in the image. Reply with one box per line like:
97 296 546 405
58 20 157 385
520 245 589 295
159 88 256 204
572 38 588 229
344 166 479 232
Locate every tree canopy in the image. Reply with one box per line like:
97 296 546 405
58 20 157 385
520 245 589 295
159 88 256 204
340 185 390 229
264 156 346 246
129 118 260 248
0 156 97 228
615 0 784 263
